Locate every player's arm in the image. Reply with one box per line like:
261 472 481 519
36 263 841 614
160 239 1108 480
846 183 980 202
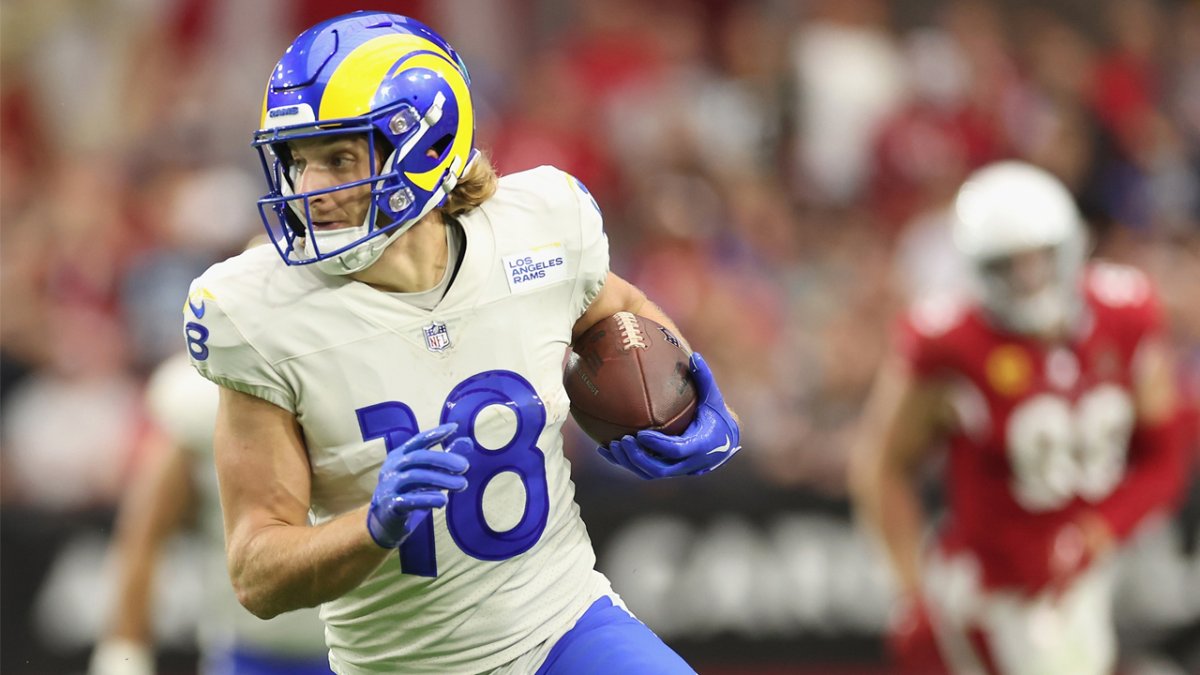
573 272 741 478
90 432 194 675
1085 336 1186 549
848 353 951 597
215 385 469 618
214 386 393 619
572 272 689 350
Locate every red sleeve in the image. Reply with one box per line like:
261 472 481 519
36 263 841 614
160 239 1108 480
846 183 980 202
1087 263 1165 353
893 299 965 379
1094 278 1187 539
1127 278 1166 349
894 315 934 376
1096 413 1190 540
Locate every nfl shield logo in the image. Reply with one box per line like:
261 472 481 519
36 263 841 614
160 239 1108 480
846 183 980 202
422 321 451 352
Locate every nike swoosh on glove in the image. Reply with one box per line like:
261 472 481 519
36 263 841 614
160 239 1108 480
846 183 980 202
598 352 741 479
367 423 471 549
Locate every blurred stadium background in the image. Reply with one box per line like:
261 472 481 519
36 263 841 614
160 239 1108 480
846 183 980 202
2 0 1199 673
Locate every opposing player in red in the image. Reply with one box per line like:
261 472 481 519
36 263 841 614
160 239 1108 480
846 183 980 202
850 161 1187 675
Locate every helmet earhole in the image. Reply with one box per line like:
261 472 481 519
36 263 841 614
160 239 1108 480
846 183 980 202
430 134 453 159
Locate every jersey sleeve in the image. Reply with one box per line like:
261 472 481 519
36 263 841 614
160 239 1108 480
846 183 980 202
145 352 220 457
563 172 610 321
183 278 297 413
1131 282 1165 350
1085 265 1183 540
1086 263 1165 352
894 294 973 379
895 317 936 377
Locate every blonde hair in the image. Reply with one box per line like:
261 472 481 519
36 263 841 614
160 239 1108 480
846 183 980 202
442 151 498 216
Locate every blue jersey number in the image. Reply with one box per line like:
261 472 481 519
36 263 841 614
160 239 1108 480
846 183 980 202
185 322 210 361
355 401 436 576
355 370 550 577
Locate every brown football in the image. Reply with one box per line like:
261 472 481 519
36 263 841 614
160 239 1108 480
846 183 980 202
563 312 697 445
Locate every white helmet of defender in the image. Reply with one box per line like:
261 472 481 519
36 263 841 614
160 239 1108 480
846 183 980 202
952 161 1090 335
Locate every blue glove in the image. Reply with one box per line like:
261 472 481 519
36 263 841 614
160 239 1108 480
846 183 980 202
367 423 470 549
598 352 741 479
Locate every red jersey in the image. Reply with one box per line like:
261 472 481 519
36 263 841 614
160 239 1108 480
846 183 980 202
897 262 1171 592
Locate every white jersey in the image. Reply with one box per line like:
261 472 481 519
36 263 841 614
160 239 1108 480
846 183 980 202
144 353 330 659
185 166 614 674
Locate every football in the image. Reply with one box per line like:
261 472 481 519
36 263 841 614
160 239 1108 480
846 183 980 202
563 312 698 445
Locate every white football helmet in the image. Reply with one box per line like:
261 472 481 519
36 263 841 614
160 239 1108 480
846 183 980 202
952 161 1089 335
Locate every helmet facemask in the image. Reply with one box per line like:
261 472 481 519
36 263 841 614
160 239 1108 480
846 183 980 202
974 243 1086 336
255 98 465 275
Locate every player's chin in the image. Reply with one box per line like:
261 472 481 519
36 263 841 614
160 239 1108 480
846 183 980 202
312 221 353 231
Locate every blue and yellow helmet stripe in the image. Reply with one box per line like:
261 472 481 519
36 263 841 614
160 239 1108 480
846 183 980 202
259 33 462 129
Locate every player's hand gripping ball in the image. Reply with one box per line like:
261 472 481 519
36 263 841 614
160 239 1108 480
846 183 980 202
564 312 741 479
366 423 471 549
564 312 697 445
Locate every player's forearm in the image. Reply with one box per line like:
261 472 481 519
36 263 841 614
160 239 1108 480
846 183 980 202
108 508 170 641
852 465 926 597
227 505 391 619
850 361 938 596
108 545 159 642
1097 417 1188 540
1098 340 1190 539
629 297 691 352
877 473 927 596
107 442 194 641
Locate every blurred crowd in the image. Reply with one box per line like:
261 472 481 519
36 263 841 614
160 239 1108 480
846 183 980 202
6 0 1197 510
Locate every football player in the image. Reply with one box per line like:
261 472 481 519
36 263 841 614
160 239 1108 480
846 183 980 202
182 11 740 674
850 161 1187 675
89 352 331 675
